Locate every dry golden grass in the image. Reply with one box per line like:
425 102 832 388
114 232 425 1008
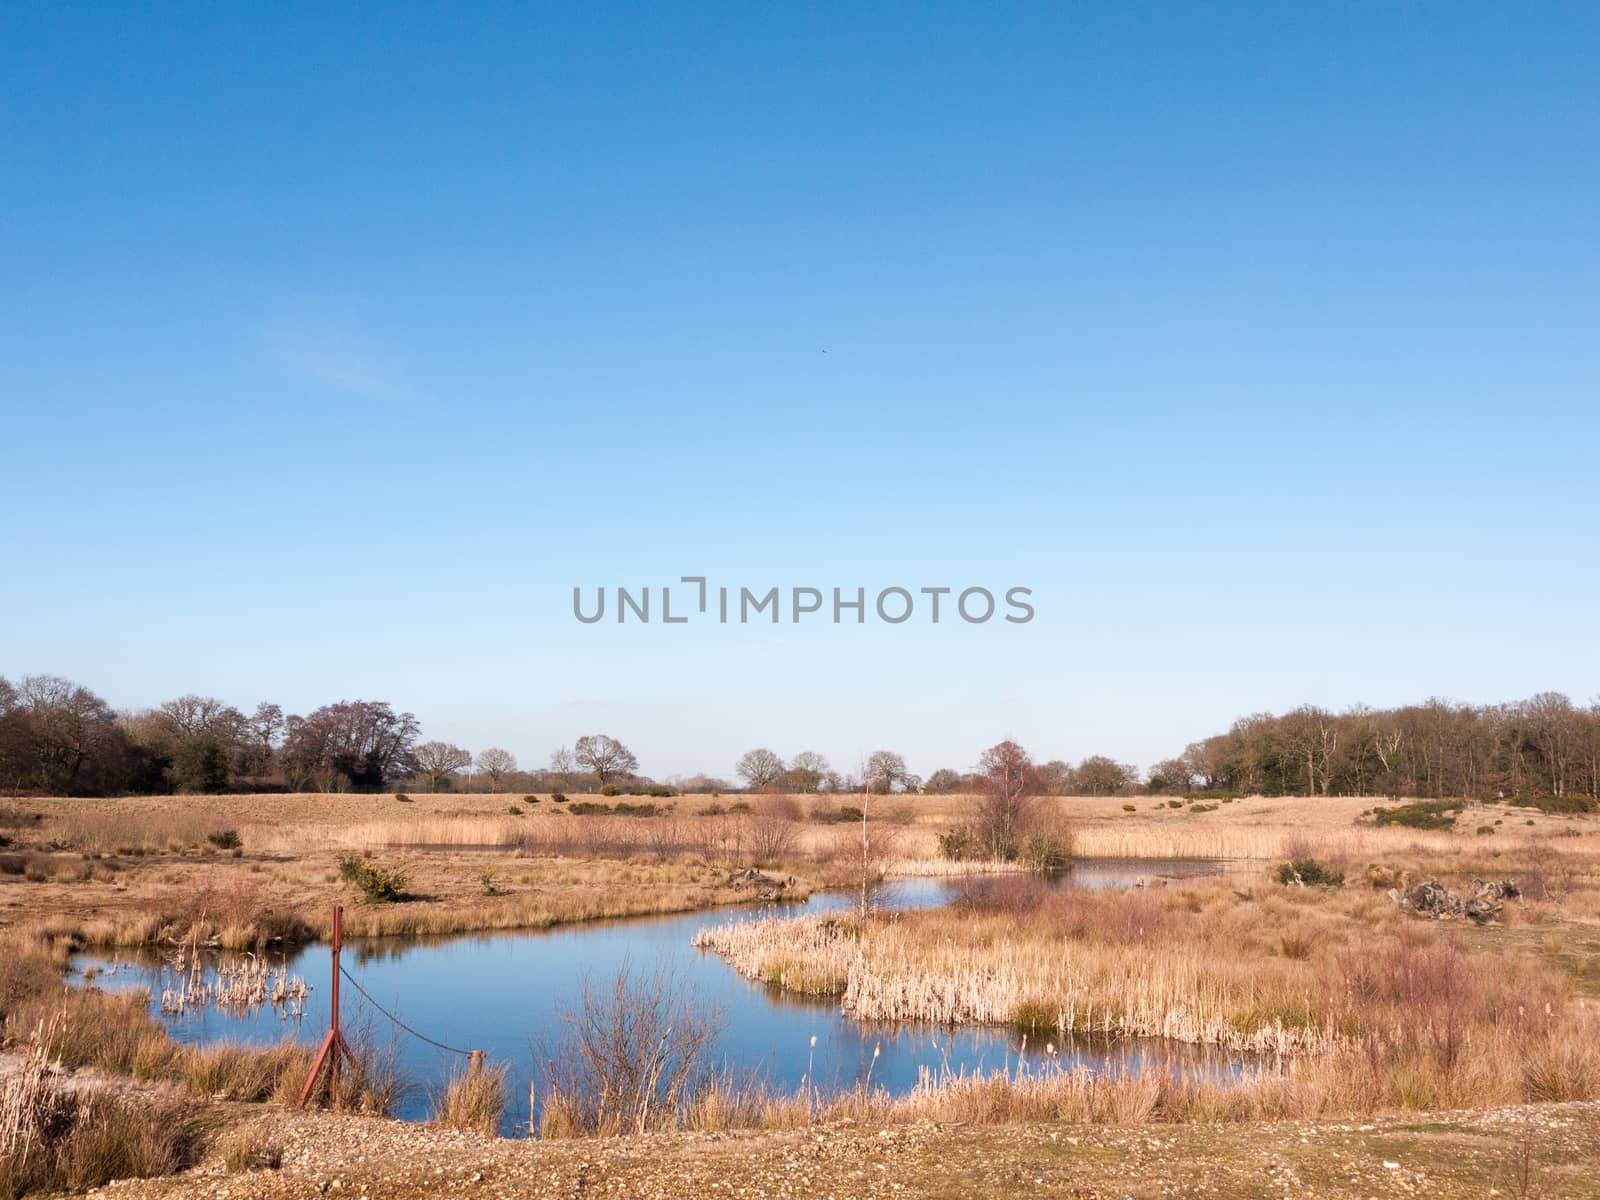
697 853 1600 1120
9 787 1600 1151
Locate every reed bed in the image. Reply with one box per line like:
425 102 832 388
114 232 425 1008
159 953 307 1018
694 871 1600 1094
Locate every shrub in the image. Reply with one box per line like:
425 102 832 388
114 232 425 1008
336 855 408 903
551 792 568 804
569 802 610 816
206 830 242 851
599 783 621 797
1018 831 1072 873
1372 801 1459 830
1274 858 1344 887
1165 800 1183 809
1188 803 1219 814
393 792 411 803
507 805 524 816
522 795 540 805
1476 825 1495 836
937 826 975 861
1121 804 1136 812
612 802 662 817
727 801 752 814
480 873 506 897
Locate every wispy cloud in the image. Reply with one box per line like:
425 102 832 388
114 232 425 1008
257 302 403 398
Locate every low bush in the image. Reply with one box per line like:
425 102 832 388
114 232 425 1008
936 826 975 861
599 783 621 797
1274 858 1344 887
522 795 540 805
336 855 409 903
1018 831 1072 873
727 802 752 814
206 830 242 850
393 792 412 803
1372 801 1459 830
507 805 524 816
551 793 568 804
1121 804 1136 812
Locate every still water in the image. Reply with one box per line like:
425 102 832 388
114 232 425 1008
77 861 1244 1134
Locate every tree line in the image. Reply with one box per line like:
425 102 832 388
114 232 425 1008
1161 693 1600 801
1 672 1594 801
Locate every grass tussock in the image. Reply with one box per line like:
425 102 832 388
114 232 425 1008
220 1126 284 1173
433 1060 508 1135
0 1014 206 1200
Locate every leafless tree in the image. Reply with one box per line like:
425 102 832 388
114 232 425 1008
475 747 517 791
864 750 909 794
281 700 419 790
572 734 638 786
974 739 1038 858
746 796 800 864
412 741 473 791
1070 755 1137 796
784 750 829 793
735 747 785 791
156 694 245 741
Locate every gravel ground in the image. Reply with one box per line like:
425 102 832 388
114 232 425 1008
93 1101 1600 1200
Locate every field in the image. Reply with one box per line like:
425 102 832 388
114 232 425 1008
4 789 1600 1198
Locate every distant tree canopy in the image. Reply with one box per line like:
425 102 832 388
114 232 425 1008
3 673 1596 803
281 700 420 791
572 734 639 785
735 747 785 791
1173 694 1600 800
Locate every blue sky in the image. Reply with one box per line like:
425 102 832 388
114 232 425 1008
3 2 1597 781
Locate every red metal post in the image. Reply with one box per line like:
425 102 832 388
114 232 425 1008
328 904 342 1106
296 903 350 1110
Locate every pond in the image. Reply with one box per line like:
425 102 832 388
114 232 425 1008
76 860 1247 1134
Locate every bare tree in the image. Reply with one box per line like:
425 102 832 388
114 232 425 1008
412 741 473 791
156 694 245 741
475 747 517 792
784 750 829 793
281 700 419 790
735 747 785 791
864 750 909 794
975 739 1038 858
747 796 800 864
572 734 639 786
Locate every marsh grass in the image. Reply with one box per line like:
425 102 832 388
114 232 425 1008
695 871 1600 1115
0 1013 206 1200
433 1060 508 1135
